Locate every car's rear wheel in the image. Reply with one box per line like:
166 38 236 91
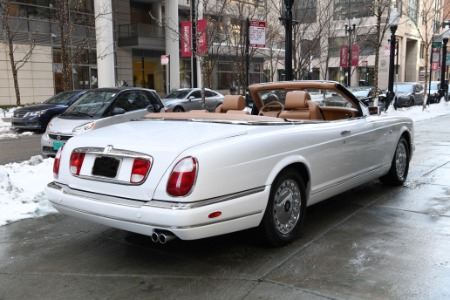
380 136 410 185
173 107 184 112
261 169 306 247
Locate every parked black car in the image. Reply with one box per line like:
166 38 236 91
12 90 86 131
394 82 424 107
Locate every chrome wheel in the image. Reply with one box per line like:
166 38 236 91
273 179 302 234
261 169 307 246
380 137 410 186
395 142 408 179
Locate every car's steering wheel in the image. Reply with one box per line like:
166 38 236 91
258 101 284 116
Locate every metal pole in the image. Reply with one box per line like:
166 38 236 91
395 40 399 93
245 18 250 92
440 38 448 99
345 24 356 87
386 24 397 109
191 0 198 88
284 0 294 81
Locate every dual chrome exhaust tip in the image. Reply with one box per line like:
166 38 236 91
151 231 176 244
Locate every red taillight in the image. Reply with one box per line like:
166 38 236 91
167 157 198 197
130 158 151 183
70 152 85 175
53 146 64 178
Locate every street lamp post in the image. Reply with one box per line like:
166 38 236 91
345 23 356 87
439 24 450 100
386 7 400 110
283 0 294 81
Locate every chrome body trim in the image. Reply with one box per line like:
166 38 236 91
47 181 265 210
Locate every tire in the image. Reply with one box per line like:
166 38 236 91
380 136 410 186
409 99 414 107
173 106 184 113
261 169 307 247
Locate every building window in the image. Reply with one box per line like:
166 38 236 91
333 0 374 20
408 0 418 23
295 0 317 24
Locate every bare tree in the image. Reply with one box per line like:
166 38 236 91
0 0 36 106
53 0 96 91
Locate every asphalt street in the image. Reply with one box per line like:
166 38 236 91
0 114 449 299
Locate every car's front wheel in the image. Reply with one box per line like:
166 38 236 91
261 169 306 247
380 136 410 185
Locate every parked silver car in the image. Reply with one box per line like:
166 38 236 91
162 88 224 112
41 87 164 157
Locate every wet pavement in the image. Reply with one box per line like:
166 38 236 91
1 114 450 299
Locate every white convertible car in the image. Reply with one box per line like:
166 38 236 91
46 81 414 246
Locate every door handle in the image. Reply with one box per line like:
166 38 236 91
341 130 351 136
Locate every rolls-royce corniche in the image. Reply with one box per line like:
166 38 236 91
46 81 414 246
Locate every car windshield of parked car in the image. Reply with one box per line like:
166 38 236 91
44 91 78 105
430 83 439 90
396 84 413 93
62 91 116 117
164 90 190 99
349 87 370 97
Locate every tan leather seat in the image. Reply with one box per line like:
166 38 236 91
278 91 324 120
215 95 247 113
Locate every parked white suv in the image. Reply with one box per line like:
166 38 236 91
41 87 164 157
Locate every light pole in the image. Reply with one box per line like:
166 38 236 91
386 7 400 110
439 23 450 100
282 0 294 81
345 23 356 87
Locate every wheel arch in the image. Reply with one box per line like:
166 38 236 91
399 128 413 160
266 158 311 202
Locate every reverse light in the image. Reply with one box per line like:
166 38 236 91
53 146 64 178
167 157 198 197
130 158 151 183
70 152 85 175
72 121 95 134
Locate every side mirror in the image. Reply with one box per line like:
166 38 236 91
111 107 126 115
188 96 195 101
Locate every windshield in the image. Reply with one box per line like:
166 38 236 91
63 91 117 117
429 83 439 90
396 84 414 93
164 90 191 99
44 91 79 104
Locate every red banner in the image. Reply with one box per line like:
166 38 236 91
351 44 359 66
197 19 207 55
340 45 348 67
181 21 192 57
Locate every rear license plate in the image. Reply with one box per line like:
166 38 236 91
92 156 120 178
53 141 65 151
